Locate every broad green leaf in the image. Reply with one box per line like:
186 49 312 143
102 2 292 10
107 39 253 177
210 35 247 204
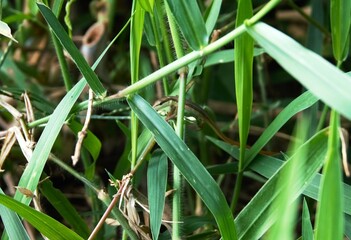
148 150 168 240
204 48 264 67
0 189 30 240
302 198 314 240
234 129 328 239
165 0 208 50
0 194 83 240
330 0 351 61
234 0 253 169
205 0 222 35
68 120 102 161
39 179 90 238
0 20 17 42
245 22 351 119
315 111 344 240
37 3 106 98
138 0 154 13
245 91 318 167
127 94 237 239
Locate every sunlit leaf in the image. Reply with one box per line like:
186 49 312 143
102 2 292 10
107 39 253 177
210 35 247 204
138 0 154 13
246 22 351 119
315 111 344 240
0 20 17 43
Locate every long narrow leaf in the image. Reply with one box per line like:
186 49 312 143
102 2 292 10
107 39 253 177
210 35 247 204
14 79 86 205
148 149 168 240
165 0 208 50
302 198 314 240
330 0 351 61
0 194 83 240
37 3 106 98
208 137 351 215
315 111 344 240
234 0 253 169
245 22 351 119
127 94 237 239
0 189 29 240
205 0 222 35
266 118 309 240
234 129 328 239
245 91 318 167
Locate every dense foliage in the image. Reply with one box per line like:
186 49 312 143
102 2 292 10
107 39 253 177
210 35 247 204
0 0 350 239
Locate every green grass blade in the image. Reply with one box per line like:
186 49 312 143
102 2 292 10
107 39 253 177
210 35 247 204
205 0 222 35
130 0 145 84
330 0 351 61
0 194 83 240
165 0 208 50
127 94 237 239
315 111 344 240
234 129 329 239
245 22 351 119
231 0 254 211
302 198 314 240
208 137 351 216
0 189 30 240
148 149 168 240
39 179 90 238
266 118 309 240
138 0 154 13
245 91 318 167
51 0 65 16
14 79 86 205
130 0 145 169
235 0 253 165
37 3 106 98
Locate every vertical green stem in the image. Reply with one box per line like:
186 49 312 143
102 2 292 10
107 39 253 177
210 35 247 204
156 0 173 65
129 1 144 169
51 34 73 91
0 0 2 19
150 10 169 95
166 2 185 238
